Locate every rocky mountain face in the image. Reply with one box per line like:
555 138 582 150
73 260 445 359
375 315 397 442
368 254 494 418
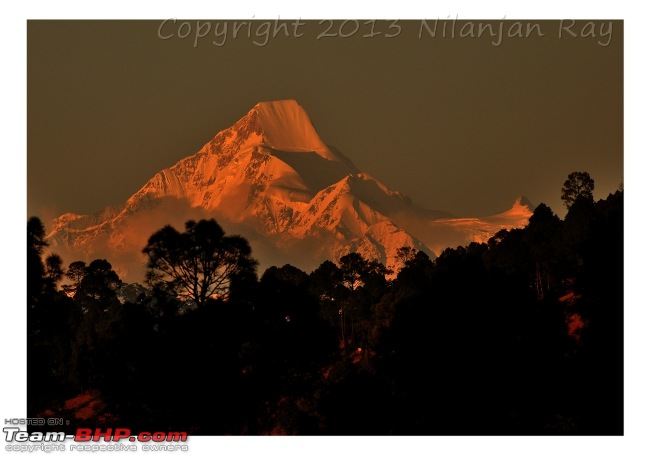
46 100 533 281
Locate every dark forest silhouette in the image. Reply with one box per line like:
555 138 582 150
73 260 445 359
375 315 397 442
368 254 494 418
27 173 623 435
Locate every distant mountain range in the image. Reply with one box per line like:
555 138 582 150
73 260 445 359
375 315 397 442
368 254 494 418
46 100 533 281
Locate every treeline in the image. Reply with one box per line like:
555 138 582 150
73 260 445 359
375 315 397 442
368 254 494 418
27 174 622 435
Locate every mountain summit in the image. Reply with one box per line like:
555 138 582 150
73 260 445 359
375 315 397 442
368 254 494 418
46 100 533 281
253 100 334 157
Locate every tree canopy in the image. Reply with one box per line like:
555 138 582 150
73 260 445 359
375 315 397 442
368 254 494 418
561 171 595 209
26 179 623 435
142 219 257 306
27 216 63 306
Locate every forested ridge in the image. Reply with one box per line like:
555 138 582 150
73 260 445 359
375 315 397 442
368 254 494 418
27 175 623 435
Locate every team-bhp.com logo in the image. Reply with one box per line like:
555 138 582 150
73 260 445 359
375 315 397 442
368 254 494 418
75 429 186 443
4 427 188 451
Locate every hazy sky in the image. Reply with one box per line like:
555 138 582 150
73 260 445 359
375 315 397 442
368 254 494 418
27 19 622 220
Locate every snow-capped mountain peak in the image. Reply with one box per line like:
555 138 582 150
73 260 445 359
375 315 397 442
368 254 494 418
46 101 533 281
253 100 335 159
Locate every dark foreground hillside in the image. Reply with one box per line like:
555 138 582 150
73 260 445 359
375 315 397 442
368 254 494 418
27 189 623 435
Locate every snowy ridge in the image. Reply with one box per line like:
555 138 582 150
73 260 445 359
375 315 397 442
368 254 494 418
46 100 533 281
255 100 334 158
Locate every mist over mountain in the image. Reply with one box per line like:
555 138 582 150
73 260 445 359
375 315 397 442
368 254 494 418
46 100 533 281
